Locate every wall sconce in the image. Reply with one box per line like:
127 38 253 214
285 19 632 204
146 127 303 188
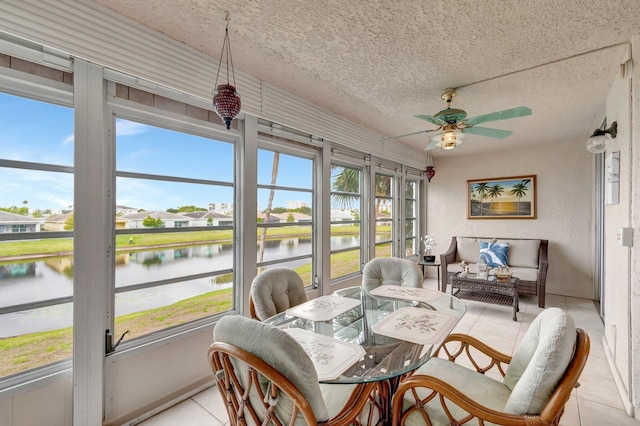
586 121 617 154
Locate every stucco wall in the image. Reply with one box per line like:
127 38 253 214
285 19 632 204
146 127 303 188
602 64 633 410
426 137 594 300
601 36 639 419
632 36 640 421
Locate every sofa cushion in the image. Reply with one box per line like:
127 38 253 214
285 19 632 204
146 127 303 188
456 237 495 263
497 239 541 268
479 242 509 267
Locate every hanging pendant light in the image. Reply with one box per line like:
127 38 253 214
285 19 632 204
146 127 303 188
424 151 436 182
212 13 241 130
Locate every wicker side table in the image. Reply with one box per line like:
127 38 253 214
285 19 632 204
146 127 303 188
451 274 520 321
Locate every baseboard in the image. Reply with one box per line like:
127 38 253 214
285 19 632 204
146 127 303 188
105 377 215 426
602 335 635 417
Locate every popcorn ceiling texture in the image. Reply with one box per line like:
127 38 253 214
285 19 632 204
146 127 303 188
94 0 640 157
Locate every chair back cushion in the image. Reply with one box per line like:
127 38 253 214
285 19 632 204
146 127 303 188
503 308 576 414
362 257 423 289
250 268 307 320
214 315 329 422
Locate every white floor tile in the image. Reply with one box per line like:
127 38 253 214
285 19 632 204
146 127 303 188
578 399 638 426
136 290 639 425
137 398 224 426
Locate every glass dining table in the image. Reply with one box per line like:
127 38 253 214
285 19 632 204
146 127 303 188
263 284 467 423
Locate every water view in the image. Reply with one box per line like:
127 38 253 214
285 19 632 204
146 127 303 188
0 236 359 337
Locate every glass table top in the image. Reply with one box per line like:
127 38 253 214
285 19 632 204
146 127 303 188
263 285 466 384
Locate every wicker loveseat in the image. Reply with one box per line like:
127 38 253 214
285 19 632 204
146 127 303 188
440 236 549 307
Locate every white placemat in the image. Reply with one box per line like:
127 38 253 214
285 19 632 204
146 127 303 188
286 295 360 321
369 285 443 303
371 307 458 345
284 328 365 381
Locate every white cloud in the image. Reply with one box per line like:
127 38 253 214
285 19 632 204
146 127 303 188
116 119 150 136
61 133 74 146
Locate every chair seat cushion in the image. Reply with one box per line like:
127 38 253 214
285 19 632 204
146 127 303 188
320 383 379 424
401 358 511 425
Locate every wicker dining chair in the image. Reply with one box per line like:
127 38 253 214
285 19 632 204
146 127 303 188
209 315 378 425
248 268 307 320
391 308 590 426
362 257 424 290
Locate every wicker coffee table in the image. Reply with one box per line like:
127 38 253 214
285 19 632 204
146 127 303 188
451 273 520 321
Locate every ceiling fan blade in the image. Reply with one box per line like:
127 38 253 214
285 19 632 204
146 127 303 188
464 106 532 126
381 127 441 141
463 126 513 139
415 114 446 126
424 138 439 150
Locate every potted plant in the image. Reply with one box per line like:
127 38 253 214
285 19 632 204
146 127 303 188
421 235 437 262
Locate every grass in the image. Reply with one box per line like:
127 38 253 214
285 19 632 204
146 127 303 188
0 287 233 377
0 224 392 376
0 225 386 259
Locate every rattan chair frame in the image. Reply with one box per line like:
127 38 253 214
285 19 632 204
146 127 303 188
391 329 590 426
209 341 377 425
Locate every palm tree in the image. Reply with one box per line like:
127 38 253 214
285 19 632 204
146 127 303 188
474 182 489 215
330 166 360 209
330 167 395 217
374 175 391 219
487 184 504 213
510 179 531 214
258 152 279 264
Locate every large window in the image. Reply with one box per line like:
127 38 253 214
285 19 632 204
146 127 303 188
330 165 362 280
374 173 394 257
114 117 235 342
257 148 314 285
0 92 74 377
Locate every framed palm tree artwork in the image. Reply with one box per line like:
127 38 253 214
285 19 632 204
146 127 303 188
467 175 536 219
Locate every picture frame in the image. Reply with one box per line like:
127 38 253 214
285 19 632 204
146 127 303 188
468 175 536 219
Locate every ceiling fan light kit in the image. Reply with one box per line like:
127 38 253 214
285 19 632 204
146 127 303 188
431 125 465 149
586 121 617 154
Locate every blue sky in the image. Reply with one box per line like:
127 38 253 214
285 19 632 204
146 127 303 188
1 92 313 212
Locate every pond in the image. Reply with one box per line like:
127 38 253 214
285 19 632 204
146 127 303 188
0 236 360 337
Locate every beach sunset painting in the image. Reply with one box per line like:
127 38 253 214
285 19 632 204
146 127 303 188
468 175 536 219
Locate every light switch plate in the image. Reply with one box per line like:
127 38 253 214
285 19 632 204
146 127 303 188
620 227 633 247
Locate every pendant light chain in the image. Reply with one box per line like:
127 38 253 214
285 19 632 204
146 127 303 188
212 12 241 130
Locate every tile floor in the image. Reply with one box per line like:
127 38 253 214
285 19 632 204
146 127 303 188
138 278 639 426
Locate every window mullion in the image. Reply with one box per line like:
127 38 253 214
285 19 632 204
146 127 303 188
72 59 109 426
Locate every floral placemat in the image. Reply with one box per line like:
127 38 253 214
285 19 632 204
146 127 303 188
371 307 458 345
284 328 365 381
369 285 443 303
286 295 360 321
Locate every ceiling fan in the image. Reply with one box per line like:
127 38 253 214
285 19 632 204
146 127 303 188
389 88 532 150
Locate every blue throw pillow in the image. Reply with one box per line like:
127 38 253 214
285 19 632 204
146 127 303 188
479 242 509 267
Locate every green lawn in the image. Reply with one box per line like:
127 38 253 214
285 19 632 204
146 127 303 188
0 224 389 259
0 288 233 377
0 224 392 376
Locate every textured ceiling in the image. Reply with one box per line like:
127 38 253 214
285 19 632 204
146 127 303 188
92 0 639 158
